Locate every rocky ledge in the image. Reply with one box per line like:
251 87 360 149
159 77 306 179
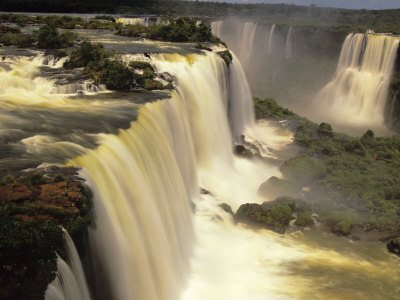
0 167 91 300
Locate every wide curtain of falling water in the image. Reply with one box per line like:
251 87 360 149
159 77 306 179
70 52 256 300
315 33 400 128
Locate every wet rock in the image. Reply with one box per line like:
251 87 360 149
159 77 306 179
387 237 400 256
234 144 254 158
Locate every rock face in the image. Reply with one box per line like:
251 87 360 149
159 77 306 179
387 237 400 256
0 169 91 300
0 180 84 223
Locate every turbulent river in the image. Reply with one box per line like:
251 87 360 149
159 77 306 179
1 26 399 300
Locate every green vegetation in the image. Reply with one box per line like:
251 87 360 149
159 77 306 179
0 172 92 300
0 213 64 300
0 22 75 49
64 41 173 90
253 97 298 120
217 50 232 67
2 2 399 34
1 174 16 186
37 25 75 49
236 196 313 233
254 97 400 235
219 203 234 215
117 17 224 44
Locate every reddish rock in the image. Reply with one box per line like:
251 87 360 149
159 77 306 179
0 184 33 203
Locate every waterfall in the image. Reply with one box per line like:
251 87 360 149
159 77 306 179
52 81 106 95
70 52 255 300
229 52 255 141
116 17 149 26
45 229 91 300
315 33 400 128
211 21 223 38
285 26 294 59
267 24 276 55
239 22 258 67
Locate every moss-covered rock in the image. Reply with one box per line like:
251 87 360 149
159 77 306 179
258 176 301 199
217 50 232 67
280 155 327 185
219 203 234 215
236 197 299 233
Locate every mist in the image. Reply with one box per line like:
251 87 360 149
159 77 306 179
198 0 400 10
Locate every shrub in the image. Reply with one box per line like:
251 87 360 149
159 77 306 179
1 174 16 186
281 155 327 185
37 25 74 49
64 41 109 68
295 211 314 227
318 122 334 137
85 59 134 90
29 172 47 186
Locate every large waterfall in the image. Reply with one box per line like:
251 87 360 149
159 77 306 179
3 40 400 300
314 33 400 130
70 52 256 300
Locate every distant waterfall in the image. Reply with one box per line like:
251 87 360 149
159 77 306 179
315 33 400 128
116 17 149 26
45 229 91 300
71 52 254 300
267 24 276 55
239 22 258 66
211 21 223 37
285 26 295 59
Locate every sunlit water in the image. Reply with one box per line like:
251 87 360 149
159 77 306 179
0 29 399 300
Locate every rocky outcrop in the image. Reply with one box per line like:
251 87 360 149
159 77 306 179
387 237 400 256
235 196 313 234
0 168 91 300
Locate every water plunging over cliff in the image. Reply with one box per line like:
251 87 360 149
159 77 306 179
285 26 294 59
71 52 256 300
45 229 91 300
314 33 400 130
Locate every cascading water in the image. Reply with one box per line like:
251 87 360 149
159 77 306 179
211 21 223 38
2 42 400 300
285 26 294 59
116 17 150 26
45 229 91 300
70 51 258 300
267 24 276 55
314 33 400 130
239 22 258 67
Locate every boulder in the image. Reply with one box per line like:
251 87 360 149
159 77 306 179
387 237 400 256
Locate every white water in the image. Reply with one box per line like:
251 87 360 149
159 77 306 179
211 21 223 38
69 51 282 300
314 33 400 130
116 17 149 26
2 41 399 300
45 229 91 300
267 24 276 55
285 26 294 59
52 81 106 95
239 22 258 67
